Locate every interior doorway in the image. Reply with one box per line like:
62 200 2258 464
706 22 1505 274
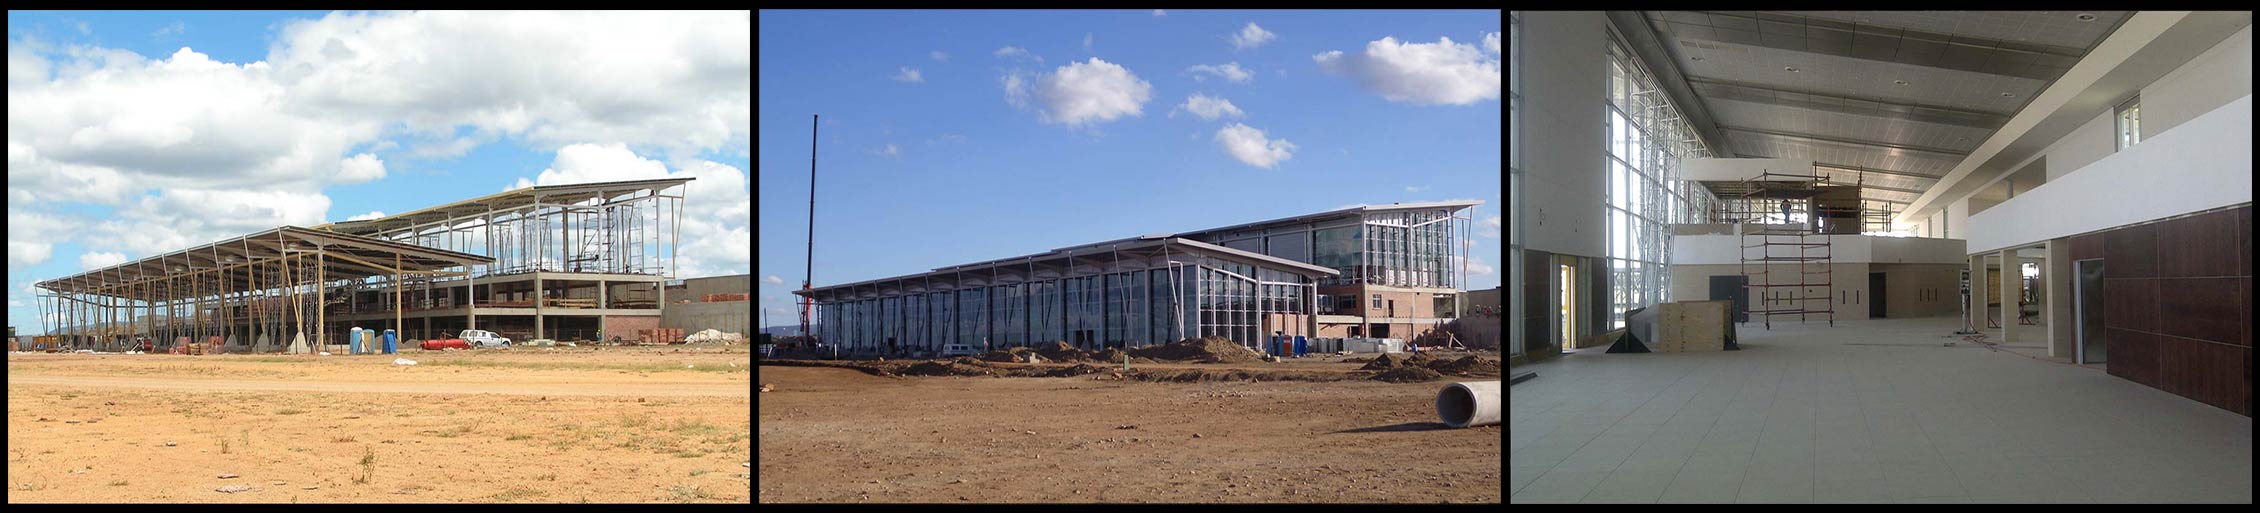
1869 272 1887 318
2075 259 2106 364
1559 264 1575 350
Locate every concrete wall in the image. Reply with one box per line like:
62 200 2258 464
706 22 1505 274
1669 263 1871 321
661 301 752 335
1517 11 1607 258
1965 95 2253 254
1947 198 1969 242
2143 24 2253 138
665 274 751 301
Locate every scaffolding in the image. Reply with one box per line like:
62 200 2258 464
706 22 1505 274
1716 170 1838 329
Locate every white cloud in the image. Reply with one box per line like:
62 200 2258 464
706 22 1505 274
1405 186 1430 193
1454 255 1495 276
88 188 333 257
1186 62 1253 83
1314 36 1501 106
152 21 185 38
1153 9 1167 17
930 50 949 62
890 66 923 83
1169 93 1245 121
1003 58 1153 127
1484 31 1500 55
6 208 84 266
79 251 128 271
994 45 1043 63
76 21 90 35
764 275 785 285
1084 33 1094 52
872 143 901 159
9 241 54 266
1214 123 1295 169
511 143 749 279
346 210 388 221
336 153 387 183
1482 215 1501 238
1230 22 1276 50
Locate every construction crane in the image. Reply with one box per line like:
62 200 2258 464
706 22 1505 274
799 114 818 342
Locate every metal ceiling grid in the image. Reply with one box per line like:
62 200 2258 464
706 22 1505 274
1653 11 2090 83
1776 11 2131 49
1727 132 1962 177
1667 38 2049 113
1685 78 2011 129
1705 97 1994 154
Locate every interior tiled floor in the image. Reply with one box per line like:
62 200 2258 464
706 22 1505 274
1510 315 2252 504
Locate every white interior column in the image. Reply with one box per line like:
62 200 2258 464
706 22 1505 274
1969 254 1988 336
1999 248 2015 344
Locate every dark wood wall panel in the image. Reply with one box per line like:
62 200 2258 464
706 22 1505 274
2104 222 2158 279
2162 337 2250 416
2109 328 2159 388
2158 277 2243 343
2102 278 2158 333
2158 209 2242 278
1522 249 1552 357
2070 232 2105 262
2241 207 2252 276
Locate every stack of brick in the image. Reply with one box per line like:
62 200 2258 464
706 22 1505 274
701 293 749 303
637 328 685 344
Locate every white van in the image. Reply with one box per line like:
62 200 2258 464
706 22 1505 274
936 344 979 357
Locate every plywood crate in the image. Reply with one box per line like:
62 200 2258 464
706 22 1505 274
1652 300 1730 352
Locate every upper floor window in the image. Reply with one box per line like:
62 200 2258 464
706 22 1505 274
2115 96 2141 150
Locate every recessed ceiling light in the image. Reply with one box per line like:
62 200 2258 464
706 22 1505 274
2075 13 2097 21
1893 79 1909 86
2001 92 2015 97
1784 66 1800 72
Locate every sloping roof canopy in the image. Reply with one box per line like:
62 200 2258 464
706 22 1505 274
1169 200 1483 240
37 226 494 301
794 236 1338 299
311 177 694 237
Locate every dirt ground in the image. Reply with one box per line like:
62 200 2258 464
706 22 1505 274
756 359 1501 503
6 346 752 503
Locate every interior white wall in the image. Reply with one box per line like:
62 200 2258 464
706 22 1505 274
1517 11 1606 258
1927 211 1945 238
1670 233 1966 265
1966 94 2255 254
1947 198 1969 241
2143 23 2254 138
2043 110 2118 181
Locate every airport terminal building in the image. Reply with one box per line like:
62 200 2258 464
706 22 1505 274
793 201 1481 353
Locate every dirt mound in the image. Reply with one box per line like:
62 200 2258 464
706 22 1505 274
899 360 993 377
1038 364 1107 378
1405 352 1435 366
1339 357 1373 364
1369 366 1443 383
1127 337 1263 363
1358 353 1411 370
1421 355 1500 376
978 348 1033 363
1124 369 1357 383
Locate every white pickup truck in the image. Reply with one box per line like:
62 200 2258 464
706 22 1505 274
459 329 512 348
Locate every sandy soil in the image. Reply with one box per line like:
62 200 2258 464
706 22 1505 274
6 347 752 503
756 364 1500 503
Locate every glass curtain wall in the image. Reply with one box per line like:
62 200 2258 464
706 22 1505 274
932 289 956 349
905 293 927 351
993 284 1021 347
958 288 987 350
1510 10 1522 356
1604 29 1713 329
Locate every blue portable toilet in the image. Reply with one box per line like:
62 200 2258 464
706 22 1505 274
383 329 397 354
348 327 363 354
1294 336 1308 356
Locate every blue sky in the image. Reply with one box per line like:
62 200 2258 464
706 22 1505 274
755 9 1503 328
8 11 751 335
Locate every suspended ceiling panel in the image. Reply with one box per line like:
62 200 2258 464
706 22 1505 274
1775 11 2132 49
1636 10 2130 215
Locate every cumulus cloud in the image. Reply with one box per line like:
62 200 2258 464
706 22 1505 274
871 143 901 159
336 153 386 183
1215 123 1295 169
89 188 335 257
930 50 948 62
890 66 923 83
994 45 1043 63
7 208 83 266
1482 215 1501 238
1454 255 1495 276
1314 35 1501 105
79 251 128 271
1169 93 1245 121
347 210 388 221
1230 22 1276 50
1002 58 1153 127
1186 62 1253 83
152 21 185 38
764 275 785 285
1484 31 1500 55
512 143 749 279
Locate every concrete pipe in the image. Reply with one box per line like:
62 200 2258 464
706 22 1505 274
1435 381 1502 428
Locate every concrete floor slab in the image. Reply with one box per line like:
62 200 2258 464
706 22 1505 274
1510 314 2252 504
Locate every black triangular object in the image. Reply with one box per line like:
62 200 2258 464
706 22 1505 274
1605 329 1650 353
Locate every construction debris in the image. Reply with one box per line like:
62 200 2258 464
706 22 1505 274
215 485 255 493
684 329 743 345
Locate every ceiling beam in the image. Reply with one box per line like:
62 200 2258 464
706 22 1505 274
1606 11 1735 158
1721 125 1973 156
1683 76 2013 128
1810 161 1945 181
1653 10 2086 81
